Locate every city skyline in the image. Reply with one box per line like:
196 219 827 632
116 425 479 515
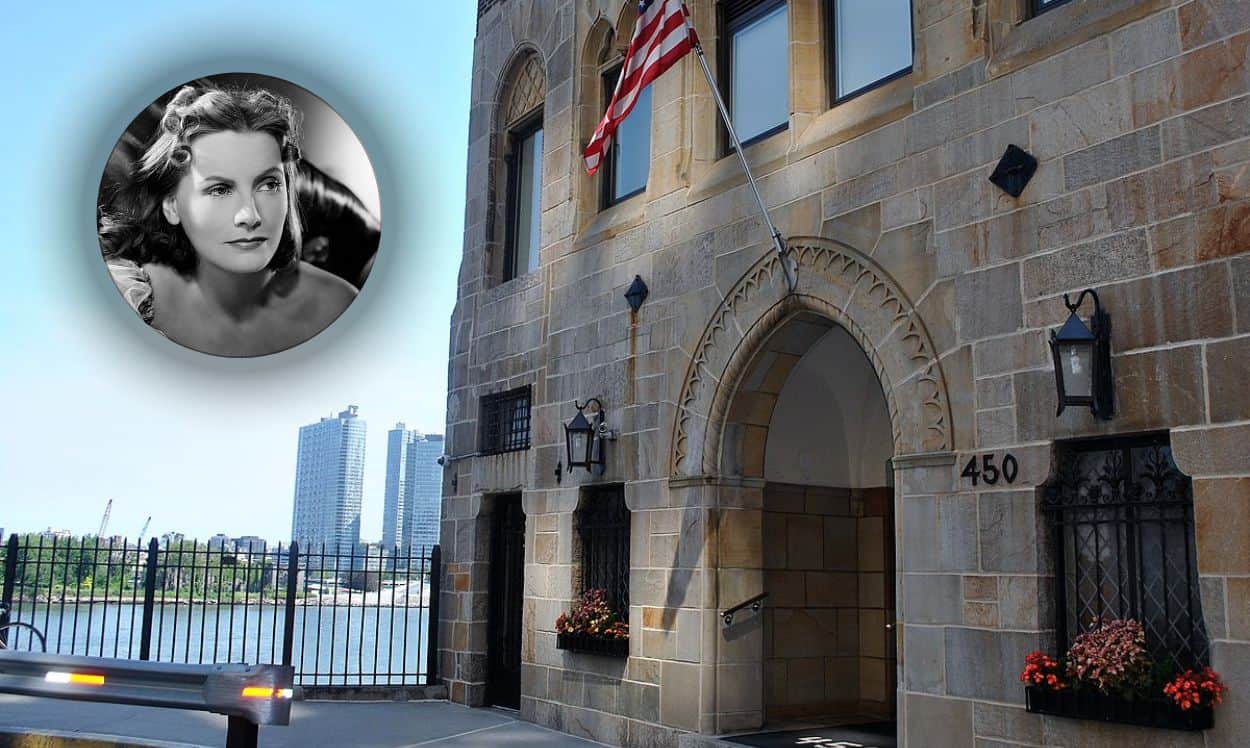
3 410 445 548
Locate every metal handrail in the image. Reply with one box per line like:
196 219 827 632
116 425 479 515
721 592 768 627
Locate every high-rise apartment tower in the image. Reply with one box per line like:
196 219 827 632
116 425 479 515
291 405 366 552
381 424 443 553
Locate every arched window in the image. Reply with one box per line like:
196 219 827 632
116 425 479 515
496 53 545 283
597 20 652 207
581 6 652 213
1041 433 1210 671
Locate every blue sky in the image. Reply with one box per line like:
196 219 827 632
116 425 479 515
0 3 474 542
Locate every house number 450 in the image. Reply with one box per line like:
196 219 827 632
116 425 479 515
961 453 1019 486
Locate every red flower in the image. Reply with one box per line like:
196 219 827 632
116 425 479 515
1021 650 1066 691
1164 667 1227 711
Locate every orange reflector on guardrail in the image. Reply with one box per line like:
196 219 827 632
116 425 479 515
241 686 293 699
45 671 105 686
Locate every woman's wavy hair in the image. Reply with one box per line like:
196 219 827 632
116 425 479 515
99 84 304 275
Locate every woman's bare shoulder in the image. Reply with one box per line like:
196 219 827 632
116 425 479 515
139 262 190 321
281 261 357 325
297 261 358 303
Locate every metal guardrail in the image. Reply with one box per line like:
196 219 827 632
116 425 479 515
0 649 293 748
0 535 440 689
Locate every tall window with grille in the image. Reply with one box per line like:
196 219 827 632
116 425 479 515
577 485 630 619
1041 433 1210 671
478 386 532 455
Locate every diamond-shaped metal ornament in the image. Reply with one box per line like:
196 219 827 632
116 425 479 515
624 275 649 312
989 144 1038 198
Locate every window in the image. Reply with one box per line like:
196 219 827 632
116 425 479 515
1031 0 1074 17
479 386 532 455
721 0 789 147
577 485 630 619
505 115 543 281
600 63 652 207
1041 433 1209 671
827 0 913 102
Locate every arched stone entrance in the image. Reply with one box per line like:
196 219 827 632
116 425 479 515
667 237 954 735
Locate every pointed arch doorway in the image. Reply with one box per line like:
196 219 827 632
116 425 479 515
710 310 898 732
755 315 897 727
669 237 953 739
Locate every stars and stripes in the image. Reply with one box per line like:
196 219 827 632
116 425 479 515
583 0 698 175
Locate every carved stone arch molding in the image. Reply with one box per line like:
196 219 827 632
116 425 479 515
670 236 953 478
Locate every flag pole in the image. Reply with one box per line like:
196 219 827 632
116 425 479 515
682 11 797 292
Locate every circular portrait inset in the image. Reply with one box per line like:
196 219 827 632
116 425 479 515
98 73 380 357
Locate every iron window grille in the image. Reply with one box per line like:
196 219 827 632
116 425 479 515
1041 433 1209 672
479 386 532 455
577 485 630 618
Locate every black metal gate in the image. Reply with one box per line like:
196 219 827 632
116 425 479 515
486 494 525 709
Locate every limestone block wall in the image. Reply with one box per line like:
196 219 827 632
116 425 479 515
762 483 894 721
446 0 1250 746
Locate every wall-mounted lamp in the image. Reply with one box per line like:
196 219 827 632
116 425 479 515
1049 289 1114 420
564 398 617 475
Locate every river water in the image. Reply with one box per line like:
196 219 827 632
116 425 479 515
2 603 432 686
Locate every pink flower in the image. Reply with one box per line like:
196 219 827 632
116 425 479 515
1064 618 1151 694
555 588 629 640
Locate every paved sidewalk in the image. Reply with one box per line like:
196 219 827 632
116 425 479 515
0 696 609 747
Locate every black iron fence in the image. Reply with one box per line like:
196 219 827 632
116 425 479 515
0 535 440 689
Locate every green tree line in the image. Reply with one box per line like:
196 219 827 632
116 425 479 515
1 534 285 603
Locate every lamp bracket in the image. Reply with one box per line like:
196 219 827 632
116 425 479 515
575 398 604 414
1063 288 1102 316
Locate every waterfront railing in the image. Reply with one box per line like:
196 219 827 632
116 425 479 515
0 535 440 690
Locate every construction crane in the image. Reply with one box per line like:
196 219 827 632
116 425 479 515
98 499 113 537
138 516 151 540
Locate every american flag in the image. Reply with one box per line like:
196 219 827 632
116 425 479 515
583 0 698 175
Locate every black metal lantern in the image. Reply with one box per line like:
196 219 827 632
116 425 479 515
1049 289 1113 420
565 399 605 474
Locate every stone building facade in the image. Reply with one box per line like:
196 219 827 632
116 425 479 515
440 0 1250 745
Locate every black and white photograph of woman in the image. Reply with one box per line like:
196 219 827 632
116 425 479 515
98 73 381 357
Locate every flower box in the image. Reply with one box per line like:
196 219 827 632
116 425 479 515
556 632 628 658
1025 685 1214 731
